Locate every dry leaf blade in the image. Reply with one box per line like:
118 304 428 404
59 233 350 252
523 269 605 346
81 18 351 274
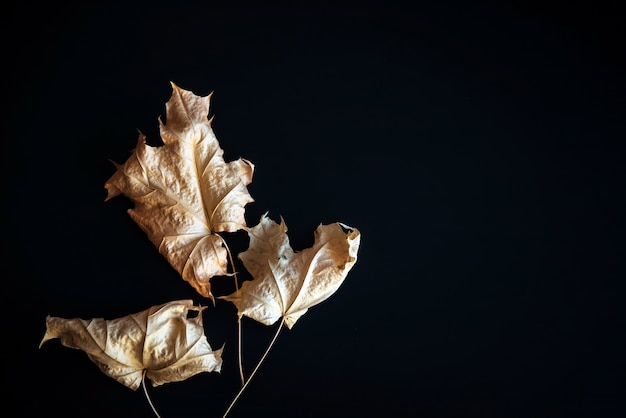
39 299 223 390
105 83 254 299
221 214 361 328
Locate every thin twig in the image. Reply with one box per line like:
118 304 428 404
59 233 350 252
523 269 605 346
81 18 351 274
222 317 286 418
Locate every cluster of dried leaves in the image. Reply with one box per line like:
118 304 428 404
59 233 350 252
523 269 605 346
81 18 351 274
40 83 361 417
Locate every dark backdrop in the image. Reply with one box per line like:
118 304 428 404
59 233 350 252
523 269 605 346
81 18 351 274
4 1 624 417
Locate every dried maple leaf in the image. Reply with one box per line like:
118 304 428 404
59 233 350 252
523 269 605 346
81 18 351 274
104 83 254 300
220 213 361 329
39 300 223 390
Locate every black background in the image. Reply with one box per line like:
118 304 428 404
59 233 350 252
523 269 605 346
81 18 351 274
4 1 625 417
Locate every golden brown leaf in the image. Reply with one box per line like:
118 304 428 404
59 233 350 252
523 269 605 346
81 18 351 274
220 213 361 328
39 300 223 390
104 83 254 300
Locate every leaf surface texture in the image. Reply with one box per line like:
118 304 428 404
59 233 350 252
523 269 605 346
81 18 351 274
105 83 254 299
39 300 222 390
221 214 361 328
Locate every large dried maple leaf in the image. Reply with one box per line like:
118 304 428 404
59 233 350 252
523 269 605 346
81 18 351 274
105 83 254 300
221 213 361 329
39 300 223 390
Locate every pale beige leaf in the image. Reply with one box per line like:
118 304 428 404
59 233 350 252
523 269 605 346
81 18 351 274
104 82 254 300
220 213 361 328
39 300 223 390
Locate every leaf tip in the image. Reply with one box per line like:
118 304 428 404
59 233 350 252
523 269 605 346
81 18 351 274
38 315 55 349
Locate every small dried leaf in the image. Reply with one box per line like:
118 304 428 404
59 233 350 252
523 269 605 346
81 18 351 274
221 213 361 328
39 300 223 390
104 83 254 300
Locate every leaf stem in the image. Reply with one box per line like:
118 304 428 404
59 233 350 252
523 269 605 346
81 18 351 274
141 370 162 418
219 234 240 292
222 317 285 418
237 317 245 385
218 234 246 385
